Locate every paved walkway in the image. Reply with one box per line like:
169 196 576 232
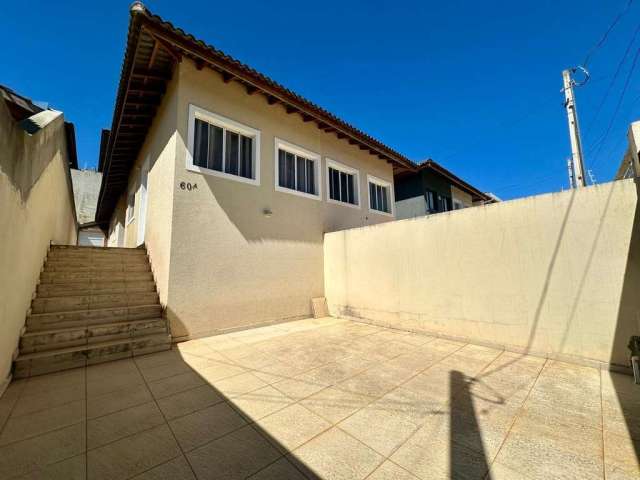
0 317 638 479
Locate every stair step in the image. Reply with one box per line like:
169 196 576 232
46 256 149 268
47 251 147 262
50 245 146 255
39 271 154 284
20 318 168 354
37 280 156 297
27 304 163 331
31 292 160 314
43 263 151 273
14 333 172 378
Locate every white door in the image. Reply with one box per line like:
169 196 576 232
137 156 150 246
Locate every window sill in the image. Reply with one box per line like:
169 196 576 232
186 164 260 186
327 197 361 209
275 185 321 201
369 208 394 218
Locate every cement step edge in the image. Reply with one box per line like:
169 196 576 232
15 333 171 361
22 317 167 337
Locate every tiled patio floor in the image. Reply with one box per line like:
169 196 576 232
0 317 638 479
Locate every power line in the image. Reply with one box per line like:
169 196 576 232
582 0 635 68
583 21 640 144
590 45 640 170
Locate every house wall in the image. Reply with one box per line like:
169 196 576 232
107 73 179 305
325 179 640 367
166 59 396 339
0 102 77 392
451 185 473 207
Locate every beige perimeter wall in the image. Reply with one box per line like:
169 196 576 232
325 179 640 367
0 102 77 390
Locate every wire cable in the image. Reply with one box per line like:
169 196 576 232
583 21 640 144
582 0 635 68
590 45 640 170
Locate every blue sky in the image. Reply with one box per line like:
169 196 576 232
2 0 639 200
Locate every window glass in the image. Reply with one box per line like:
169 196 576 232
330 168 340 200
306 159 315 194
277 148 317 195
328 166 357 205
239 135 252 178
369 181 390 213
225 131 239 175
208 125 223 172
191 116 255 180
296 156 306 193
369 183 377 210
193 119 209 168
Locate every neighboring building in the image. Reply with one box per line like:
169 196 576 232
614 120 640 180
0 84 78 390
94 3 415 341
71 168 105 246
394 159 494 220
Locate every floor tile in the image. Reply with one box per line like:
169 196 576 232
87 424 181 480
157 384 223 420
87 383 153 419
87 401 165 449
301 386 374 424
148 371 206 400
493 426 603 480
230 385 292 422
11 382 84 417
290 427 384 480
16 453 86 480
0 422 86 479
258 403 331 452
603 430 640 480
211 372 268 398
130 455 195 480
247 457 307 479
197 361 246 384
366 461 419 480
339 404 420 456
272 377 326 401
0 399 85 446
169 401 247 451
390 422 489 480
187 425 281 479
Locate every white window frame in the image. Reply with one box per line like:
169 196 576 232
186 103 261 186
125 185 136 225
325 158 361 209
274 138 322 201
367 174 394 217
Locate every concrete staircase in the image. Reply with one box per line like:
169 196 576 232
14 245 171 378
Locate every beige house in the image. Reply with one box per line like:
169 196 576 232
614 120 640 180
95 3 416 341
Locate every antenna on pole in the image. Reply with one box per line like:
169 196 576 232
562 67 589 188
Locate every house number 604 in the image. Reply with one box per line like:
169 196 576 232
179 182 198 191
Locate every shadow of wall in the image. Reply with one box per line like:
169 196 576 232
610 177 640 465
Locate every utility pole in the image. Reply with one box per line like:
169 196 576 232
567 158 575 189
562 68 587 188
